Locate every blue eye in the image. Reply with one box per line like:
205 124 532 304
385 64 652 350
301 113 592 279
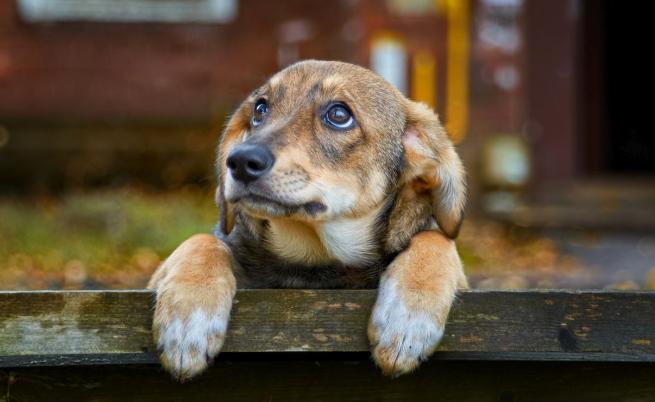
323 103 355 130
252 99 268 126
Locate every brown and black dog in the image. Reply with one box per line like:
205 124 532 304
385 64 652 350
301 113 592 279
148 60 468 381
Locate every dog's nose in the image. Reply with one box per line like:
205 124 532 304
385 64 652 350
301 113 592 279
226 144 275 184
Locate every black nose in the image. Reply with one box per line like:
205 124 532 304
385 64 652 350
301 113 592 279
226 144 275 184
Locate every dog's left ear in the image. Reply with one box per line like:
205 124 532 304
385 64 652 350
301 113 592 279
215 104 250 236
402 101 467 238
215 181 234 236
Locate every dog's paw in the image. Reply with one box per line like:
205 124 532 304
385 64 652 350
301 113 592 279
155 308 229 381
153 283 233 382
368 279 446 377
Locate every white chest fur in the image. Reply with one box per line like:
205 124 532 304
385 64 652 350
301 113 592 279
266 211 380 266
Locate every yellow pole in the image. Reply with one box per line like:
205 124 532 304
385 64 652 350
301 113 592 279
412 50 437 110
445 0 470 144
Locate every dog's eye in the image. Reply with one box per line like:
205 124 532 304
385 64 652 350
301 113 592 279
252 99 269 126
323 103 355 130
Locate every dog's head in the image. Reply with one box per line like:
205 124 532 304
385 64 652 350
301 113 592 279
216 60 465 244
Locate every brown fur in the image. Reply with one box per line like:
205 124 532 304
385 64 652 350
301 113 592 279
148 234 236 381
149 60 468 380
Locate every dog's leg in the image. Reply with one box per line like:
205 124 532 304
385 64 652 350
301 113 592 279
368 230 467 377
147 234 236 381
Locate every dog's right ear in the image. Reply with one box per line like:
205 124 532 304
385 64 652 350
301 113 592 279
402 100 467 239
215 104 250 236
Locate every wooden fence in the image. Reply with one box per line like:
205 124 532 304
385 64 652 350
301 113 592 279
1 290 654 401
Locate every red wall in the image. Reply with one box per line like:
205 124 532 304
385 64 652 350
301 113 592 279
0 0 352 121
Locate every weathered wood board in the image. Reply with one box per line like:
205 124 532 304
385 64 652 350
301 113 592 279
1 290 654 401
2 361 655 402
1 290 654 365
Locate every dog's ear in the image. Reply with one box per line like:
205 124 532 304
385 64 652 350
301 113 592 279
215 181 234 236
402 101 466 238
215 105 250 235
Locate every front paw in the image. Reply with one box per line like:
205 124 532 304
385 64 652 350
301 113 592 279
153 285 233 382
368 279 447 377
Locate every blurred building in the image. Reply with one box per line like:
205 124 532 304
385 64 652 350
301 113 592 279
0 0 653 226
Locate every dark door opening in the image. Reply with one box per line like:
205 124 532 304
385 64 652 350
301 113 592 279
583 0 654 174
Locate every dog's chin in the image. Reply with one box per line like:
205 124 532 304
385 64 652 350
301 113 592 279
234 193 327 219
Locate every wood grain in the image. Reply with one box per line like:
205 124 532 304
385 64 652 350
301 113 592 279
1 290 654 366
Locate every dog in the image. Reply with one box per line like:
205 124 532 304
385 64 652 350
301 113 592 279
148 60 468 381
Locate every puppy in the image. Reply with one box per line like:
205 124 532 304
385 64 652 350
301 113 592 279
148 60 468 381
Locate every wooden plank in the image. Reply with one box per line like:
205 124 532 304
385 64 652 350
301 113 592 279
489 204 655 231
2 361 655 402
1 290 654 367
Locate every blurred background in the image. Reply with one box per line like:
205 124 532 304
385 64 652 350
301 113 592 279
1 0 653 290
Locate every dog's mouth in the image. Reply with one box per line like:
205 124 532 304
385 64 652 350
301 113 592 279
235 192 326 218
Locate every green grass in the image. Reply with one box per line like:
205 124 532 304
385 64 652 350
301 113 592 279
0 188 217 289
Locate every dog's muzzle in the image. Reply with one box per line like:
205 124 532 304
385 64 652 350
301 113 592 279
226 144 275 184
